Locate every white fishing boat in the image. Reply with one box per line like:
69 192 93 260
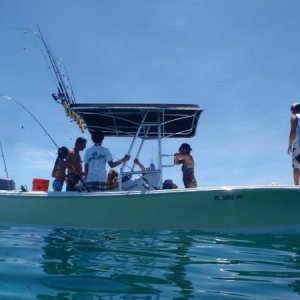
1 27 299 233
0 184 300 233
0 102 299 233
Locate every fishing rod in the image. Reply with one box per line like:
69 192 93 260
0 95 59 148
16 26 76 106
0 142 9 178
0 94 91 191
36 25 75 105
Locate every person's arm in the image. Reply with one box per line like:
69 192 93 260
174 153 185 165
134 158 146 171
65 160 76 173
288 116 297 154
108 155 130 168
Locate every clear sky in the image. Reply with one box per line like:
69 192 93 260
0 0 300 190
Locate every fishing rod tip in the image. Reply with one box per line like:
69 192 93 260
0 95 12 100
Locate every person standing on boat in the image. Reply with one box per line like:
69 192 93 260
84 131 130 191
51 146 70 191
66 137 87 191
288 103 300 185
174 143 197 188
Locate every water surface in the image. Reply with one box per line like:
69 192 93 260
0 226 300 299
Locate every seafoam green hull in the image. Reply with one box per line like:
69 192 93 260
0 186 299 233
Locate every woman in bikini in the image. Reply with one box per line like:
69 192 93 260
51 146 70 191
174 143 197 188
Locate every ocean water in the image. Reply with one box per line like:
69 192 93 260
0 227 300 299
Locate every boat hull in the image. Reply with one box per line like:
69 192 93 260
0 186 299 233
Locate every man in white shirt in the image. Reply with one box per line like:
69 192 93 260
84 131 130 191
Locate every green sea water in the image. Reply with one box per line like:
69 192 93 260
0 226 300 299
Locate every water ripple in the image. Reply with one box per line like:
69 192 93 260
0 226 300 299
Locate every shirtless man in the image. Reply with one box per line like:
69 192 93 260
66 137 87 191
174 143 197 188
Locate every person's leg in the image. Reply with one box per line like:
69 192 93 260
52 180 63 191
66 174 79 191
66 184 72 191
293 168 299 185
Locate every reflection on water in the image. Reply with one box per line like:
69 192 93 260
40 229 191 298
0 227 300 299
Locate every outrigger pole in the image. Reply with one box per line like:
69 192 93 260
18 25 76 106
0 142 9 178
18 26 86 132
35 25 76 106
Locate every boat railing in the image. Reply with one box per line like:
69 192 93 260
122 170 160 176
161 154 176 168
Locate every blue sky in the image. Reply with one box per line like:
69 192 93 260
0 0 300 189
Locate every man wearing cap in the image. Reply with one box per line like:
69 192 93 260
288 103 300 185
174 143 197 188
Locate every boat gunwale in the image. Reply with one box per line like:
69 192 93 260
0 184 298 197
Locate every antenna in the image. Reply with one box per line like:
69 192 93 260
0 142 9 178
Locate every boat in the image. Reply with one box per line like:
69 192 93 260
1 184 300 233
0 101 299 233
1 27 300 233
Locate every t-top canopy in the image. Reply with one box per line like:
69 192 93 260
69 103 203 138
